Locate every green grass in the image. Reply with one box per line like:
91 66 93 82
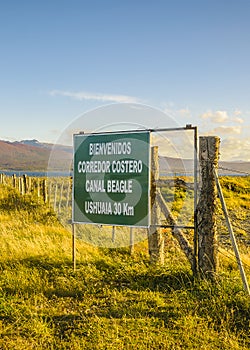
0 182 250 349
217 176 250 244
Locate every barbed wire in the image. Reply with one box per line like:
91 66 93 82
218 166 250 176
218 247 250 272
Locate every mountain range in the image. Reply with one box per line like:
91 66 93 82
0 139 249 175
0 139 72 171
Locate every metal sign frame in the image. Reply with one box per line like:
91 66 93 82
71 125 198 270
72 125 198 228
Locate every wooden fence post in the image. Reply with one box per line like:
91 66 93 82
28 176 32 193
66 179 71 208
42 179 48 203
12 174 17 189
37 179 40 198
0 173 4 184
53 183 58 211
19 176 24 195
148 146 164 264
23 174 28 194
129 227 134 255
197 136 220 279
58 182 64 213
48 181 52 206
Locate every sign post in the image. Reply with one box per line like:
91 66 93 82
73 131 150 227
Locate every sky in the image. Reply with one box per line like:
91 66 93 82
0 0 250 161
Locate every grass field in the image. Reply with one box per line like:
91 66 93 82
0 179 249 349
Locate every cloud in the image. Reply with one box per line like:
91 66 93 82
178 108 191 116
49 90 141 103
200 109 246 127
204 125 242 135
220 137 250 161
233 109 242 116
151 132 194 159
232 117 244 124
200 110 229 123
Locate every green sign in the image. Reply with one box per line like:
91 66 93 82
73 131 150 227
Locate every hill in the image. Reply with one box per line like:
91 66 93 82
159 156 250 175
0 139 249 175
0 140 72 171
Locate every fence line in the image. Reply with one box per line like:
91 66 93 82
0 174 72 213
0 170 249 254
214 166 250 294
218 166 250 176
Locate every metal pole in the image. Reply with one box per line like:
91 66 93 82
112 226 115 243
213 167 250 295
72 223 76 271
193 126 198 275
83 125 197 136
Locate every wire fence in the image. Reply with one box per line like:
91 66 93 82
0 168 249 251
218 165 250 176
0 173 72 214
